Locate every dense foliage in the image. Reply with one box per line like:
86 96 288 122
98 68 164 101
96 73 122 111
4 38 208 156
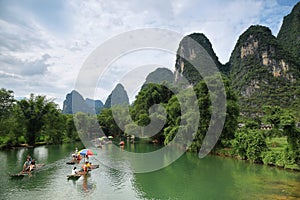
230 106 300 169
0 89 80 148
97 76 239 154
277 2 300 66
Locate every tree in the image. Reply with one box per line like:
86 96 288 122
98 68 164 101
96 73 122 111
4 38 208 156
188 76 239 151
232 129 268 163
98 107 126 137
221 78 240 143
263 106 282 129
16 94 57 146
163 96 180 145
65 114 79 142
0 89 17 147
124 123 140 136
280 112 300 164
0 88 15 118
164 88 199 150
130 83 174 141
42 102 66 144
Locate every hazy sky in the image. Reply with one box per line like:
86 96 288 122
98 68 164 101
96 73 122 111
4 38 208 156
0 0 298 108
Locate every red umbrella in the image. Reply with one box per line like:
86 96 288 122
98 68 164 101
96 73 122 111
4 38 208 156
78 149 97 156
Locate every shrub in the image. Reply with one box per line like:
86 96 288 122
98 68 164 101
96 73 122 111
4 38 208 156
232 129 268 163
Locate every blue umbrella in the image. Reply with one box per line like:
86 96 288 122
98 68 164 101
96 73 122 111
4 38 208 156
78 149 97 156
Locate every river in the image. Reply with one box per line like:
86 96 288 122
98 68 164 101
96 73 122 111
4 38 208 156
1 142 300 200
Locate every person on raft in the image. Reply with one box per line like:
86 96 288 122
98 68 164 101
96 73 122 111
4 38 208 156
29 159 36 171
27 155 32 162
23 157 31 171
81 161 91 172
72 147 79 159
71 166 78 175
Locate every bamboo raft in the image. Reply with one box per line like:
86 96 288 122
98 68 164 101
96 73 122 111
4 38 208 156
10 164 46 178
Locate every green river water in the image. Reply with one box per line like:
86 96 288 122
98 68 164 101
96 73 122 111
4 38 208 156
1 142 300 200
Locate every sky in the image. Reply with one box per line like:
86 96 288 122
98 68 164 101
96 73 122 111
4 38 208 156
0 0 299 108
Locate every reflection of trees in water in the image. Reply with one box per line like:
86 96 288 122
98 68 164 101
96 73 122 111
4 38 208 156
133 153 236 199
0 151 8 177
13 148 35 167
16 148 25 164
33 146 48 162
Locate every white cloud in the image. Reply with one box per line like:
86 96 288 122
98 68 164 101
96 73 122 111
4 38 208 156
0 0 297 108
0 53 51 76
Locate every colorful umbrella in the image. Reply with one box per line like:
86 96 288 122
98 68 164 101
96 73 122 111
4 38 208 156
78 149 97 156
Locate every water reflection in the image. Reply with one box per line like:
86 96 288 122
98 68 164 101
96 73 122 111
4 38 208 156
2 143 300 200
16 148 25 165
134 153 236 200
33 146 48 162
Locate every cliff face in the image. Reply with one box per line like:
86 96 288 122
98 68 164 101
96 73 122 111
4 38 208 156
277 2 300 67
229 25 300 114
174 33 225 85
85 98 104 114
62 90 103 114
103 83 129 108
173 20 300 115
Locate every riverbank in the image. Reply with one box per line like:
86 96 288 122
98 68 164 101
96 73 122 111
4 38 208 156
212 147 300 172
3 137 299 173
0 140 83 150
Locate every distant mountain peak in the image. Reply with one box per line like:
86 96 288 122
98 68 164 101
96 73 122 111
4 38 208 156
174 32 225 85
62 90 103 114
103 83 129 108
144 67 174 85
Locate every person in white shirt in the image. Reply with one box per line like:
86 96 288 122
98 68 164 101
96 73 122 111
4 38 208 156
71 167 77 175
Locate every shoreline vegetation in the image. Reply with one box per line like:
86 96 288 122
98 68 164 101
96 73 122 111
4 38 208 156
213 146 300 172
2 140 81 149
4 137 300 172
0 67 300 173
0 83 299 173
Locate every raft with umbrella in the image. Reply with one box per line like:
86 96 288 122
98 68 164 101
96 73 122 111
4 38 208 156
78 149 97 156
77 148 99 168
